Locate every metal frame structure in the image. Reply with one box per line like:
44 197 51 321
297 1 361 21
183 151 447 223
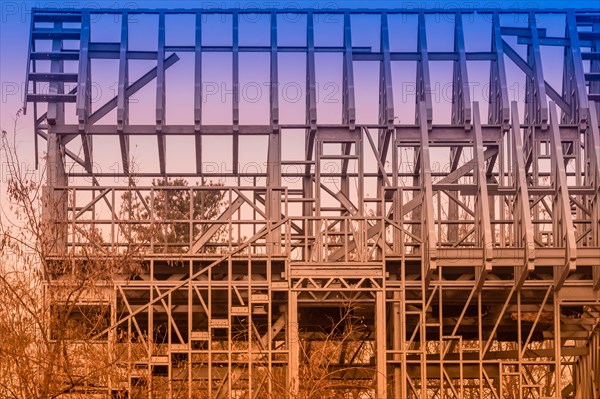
24 7 600 398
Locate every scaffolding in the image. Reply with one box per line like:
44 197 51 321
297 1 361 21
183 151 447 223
24 7 600 398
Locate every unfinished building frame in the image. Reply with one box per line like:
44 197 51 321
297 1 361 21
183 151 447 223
24 7 600 398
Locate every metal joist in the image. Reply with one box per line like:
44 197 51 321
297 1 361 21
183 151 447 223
303 13 317 236
339 12 357 222
416 13 432 128
452 12 472 130
564 12 589 129
270 12 279 131
75 12 90 124
306 13 317 132
288 291 299 396
588 102 600 289
375 291 387 398
489 13 510 128
510 102 536 288
117 13 129 174
548 102 577 290
472 103 492 291
342 13 356 130
156 12 166 174
526 13 549 128
267 12 282 256
232 12 240 174
47 21 65 125
418 101 437 285
76 12 92 173
377 12 394 199
449 14 470 243
379 13 394 131
194 12 203 174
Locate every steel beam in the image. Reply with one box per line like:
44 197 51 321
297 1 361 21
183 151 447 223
511 102 536 289
549 103 578 290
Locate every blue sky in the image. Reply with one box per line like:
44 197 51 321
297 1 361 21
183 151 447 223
0 0 598 258
0 0 598 175
2 0 598 129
